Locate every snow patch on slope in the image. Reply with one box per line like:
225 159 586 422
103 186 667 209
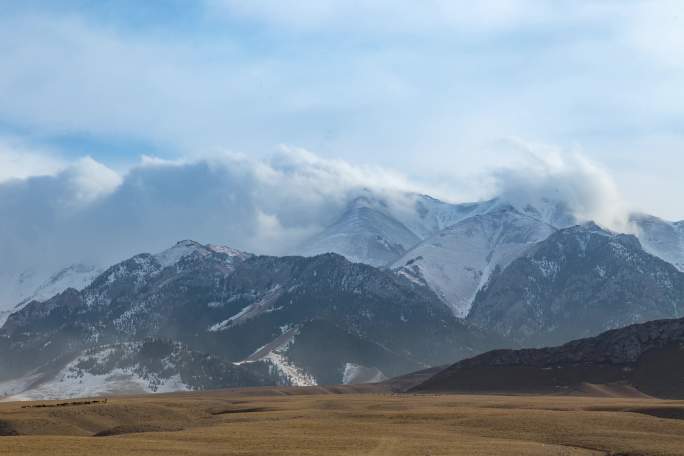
342 363 386 384
208 304 252 332
242 326 316 386
1 346 191 401
208 285 283 332
263 352 316 387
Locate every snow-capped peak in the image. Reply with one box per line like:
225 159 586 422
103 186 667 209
207 244 251 260
487 196 577 229
154 240 207 268
393 206 556 317
564 221 615 236
153 240 250 268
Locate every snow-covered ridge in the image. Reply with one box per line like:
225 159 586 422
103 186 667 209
0 240 250 328
299 192 684 320
632 214 684 271
97 240 249 290
0 264 103 327
393 207 556 317
300 196 421 267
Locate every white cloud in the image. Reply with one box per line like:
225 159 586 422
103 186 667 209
63 157 122 205
0 1 683 225
0 139 65 182
0 148 434 285
488 139 629 231
0 143 642 271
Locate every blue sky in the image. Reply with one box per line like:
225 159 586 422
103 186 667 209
0 0 683 218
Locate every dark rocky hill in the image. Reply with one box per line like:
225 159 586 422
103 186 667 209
413 316 684 398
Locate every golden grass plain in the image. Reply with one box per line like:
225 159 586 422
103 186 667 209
1 386 684 455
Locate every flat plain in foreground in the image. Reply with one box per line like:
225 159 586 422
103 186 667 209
1 387 684 455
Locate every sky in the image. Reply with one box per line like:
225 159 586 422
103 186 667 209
0 0 683 237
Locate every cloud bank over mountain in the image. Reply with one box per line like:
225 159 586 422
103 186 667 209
489 141 629 232
0 147 423 277
0 142 650 287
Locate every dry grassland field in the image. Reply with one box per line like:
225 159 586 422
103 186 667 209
1 386 684 455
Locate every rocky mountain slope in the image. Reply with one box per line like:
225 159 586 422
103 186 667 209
0 338 277 401
0 240 498 398
299 192 684 323
302 193 581 314
468 223 684 346
4 191 681 331
413 316 684 398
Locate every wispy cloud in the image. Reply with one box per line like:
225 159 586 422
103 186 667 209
0 138 65 182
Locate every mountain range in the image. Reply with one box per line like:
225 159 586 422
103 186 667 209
305 193 683 321
0 191 682 399
0 240 498 399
